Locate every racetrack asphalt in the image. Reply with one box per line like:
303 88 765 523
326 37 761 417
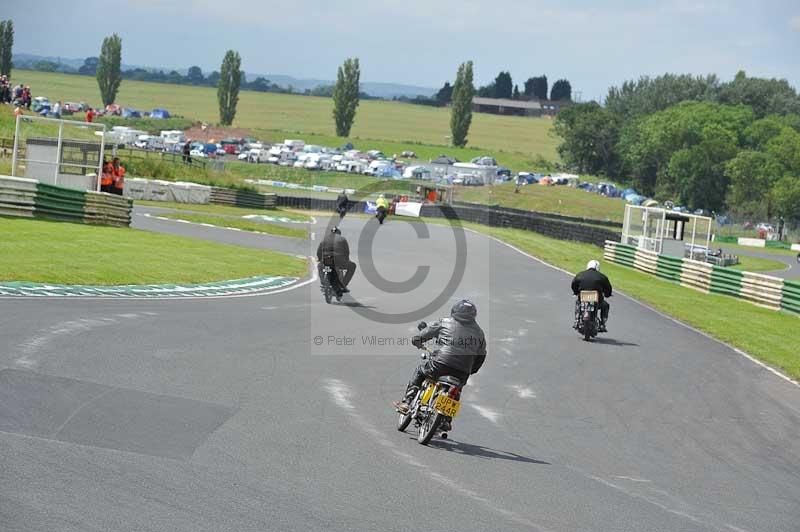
1 212 798 532
721 245 798 279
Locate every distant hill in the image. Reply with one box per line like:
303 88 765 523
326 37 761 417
12 53 436 99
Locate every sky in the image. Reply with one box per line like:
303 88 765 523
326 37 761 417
4 0 800 100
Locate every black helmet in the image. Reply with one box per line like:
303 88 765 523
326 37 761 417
451 299 477 322
330 226 341 234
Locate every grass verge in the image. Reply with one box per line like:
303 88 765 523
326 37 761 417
457 182 626 223
157 213 307 238
729 255 788 273
0 217 307 284
434 221 799 381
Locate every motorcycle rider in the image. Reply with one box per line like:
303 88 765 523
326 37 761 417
316 226 357 293
393 299 487 430
375 194 389 224
336 192 349 220
571 259 612 332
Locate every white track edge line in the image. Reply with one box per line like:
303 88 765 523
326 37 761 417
467 228 799 389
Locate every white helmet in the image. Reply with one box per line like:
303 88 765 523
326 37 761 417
587 260 600 271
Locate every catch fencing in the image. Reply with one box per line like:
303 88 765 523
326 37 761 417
0 175 132 227
604 241 799 316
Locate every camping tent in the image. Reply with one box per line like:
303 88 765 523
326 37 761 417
151 108 171 119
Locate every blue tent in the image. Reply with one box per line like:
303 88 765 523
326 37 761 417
151 108 171 119
122 108 142 118
374 166 402 179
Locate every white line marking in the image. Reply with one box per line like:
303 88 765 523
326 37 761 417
588 475 704 525
613 476 651 483
323 379 549 531
471 404 502 423
471 228 799 388
509 385 536 399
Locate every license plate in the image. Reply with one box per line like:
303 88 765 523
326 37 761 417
434 394 460 417
580 290 599 303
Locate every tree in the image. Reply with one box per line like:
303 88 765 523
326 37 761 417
553 102 621 175
332 57 360 137
217 50 242 126
550 79 572 101
96 33 122 106
725 150 781 218
450 61 474 147
667 124 739 211
605 74 720 119
513 84 520 99
772 176 800 225
248 77 273 92
33 60 59 72
78 57 99 75
436 82 453 105
0 20 13 76
494 71 512 99
476 83 495 97
206 71 220 86
718 70 800 119
524 75 548 99
186 65 204 85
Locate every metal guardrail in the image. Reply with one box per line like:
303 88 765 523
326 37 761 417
604 241 797 316
210 187 276 209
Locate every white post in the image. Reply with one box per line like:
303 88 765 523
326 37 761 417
97 130 106 192
691 216 697 252
54 121 64 185
11 114 20 177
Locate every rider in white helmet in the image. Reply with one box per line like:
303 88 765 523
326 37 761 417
571 259 613 331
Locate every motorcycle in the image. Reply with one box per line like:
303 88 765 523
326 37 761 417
574 290 602 341
376 206 387 225
396 321 463 445
320 255 344 304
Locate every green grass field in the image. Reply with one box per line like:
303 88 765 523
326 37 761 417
13 69 559 163
457 182 627 223
158 212 307 238
0 217 306 284
446 221 799 380
730 255 788 272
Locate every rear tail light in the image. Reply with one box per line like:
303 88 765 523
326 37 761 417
449 386 461 399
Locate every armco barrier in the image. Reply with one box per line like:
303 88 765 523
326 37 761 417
605 241 798 316
453 201 623 229
84 191 132 227
418 204 620 247
0 176 37 217
0 175 131 227
210 187 277 209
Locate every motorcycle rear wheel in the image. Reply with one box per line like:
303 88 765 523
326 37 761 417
418 409 443 445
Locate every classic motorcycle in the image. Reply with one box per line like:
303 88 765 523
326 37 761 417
320 255 344 304
574 290 602 341
396 321 463 445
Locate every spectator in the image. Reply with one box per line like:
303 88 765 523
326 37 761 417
85 107 95 123
22 86 31 110
13 103 23 118
52 100 62 118
111 157 126 196
182 141 192 164
100 159 114 193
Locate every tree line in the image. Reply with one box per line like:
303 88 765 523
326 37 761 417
418 71 571 107
554 72 800 224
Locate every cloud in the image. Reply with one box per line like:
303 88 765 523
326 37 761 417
790 16 800 32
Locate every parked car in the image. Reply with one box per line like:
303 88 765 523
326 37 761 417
32 96 50 113
122 108 142 119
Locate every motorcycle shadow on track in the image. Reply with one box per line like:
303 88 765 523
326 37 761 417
419 438 550 465
591 337 639 347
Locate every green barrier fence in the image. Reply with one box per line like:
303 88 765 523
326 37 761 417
605 241 798 317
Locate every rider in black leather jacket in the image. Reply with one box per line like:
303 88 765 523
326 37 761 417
316 226 356 292
571 259 612 331
394 300 486 414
